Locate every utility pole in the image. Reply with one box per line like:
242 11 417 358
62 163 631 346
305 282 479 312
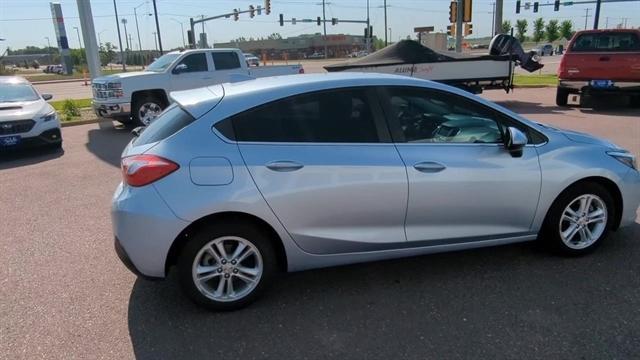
152 0 163 54
583 8 591 30
384 0 388 46
134 2 146 53
172 19 186 47
152 32 158 52
366 0 370 52
121 19 129 50
113 0 126 71
605 17 609 28
322 0 327 58
593 0 602 29
455 0 463 52
494 0 503 35
491 2 496 36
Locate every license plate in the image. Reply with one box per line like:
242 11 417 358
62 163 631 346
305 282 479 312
590 80 614 88
0 135 21 147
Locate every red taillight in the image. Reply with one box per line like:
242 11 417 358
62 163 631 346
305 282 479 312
121 155 179 187
557 54 566 77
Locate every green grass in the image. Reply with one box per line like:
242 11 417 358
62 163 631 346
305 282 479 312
24 69 126 83
50 98 92 111
513 74 558 86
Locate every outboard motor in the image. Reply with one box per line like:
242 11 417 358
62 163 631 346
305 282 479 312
489 34 544 73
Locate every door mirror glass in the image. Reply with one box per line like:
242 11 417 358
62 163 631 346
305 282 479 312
506 127 527 157
172 63 188 74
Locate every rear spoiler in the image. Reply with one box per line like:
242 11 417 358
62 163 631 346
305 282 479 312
489 34 544 73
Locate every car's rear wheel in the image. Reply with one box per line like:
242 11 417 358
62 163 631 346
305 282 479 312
556 87 569 107
541 182 614 255
132 94 165 127
177 223 277 311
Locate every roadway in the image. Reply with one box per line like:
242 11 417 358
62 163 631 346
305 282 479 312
1 87 639 359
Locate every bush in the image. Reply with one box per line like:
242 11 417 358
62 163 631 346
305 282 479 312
62 99 81 121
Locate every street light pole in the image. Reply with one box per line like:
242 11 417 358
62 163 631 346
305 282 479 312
113 0 126 71
44 36 52 64
384 0 388 46
97 30 107 47
171 18 186 47
73 26 84 63
133 2 146 53
121 19 130 50
152 32 159 52
152 0 163 54
322 0 327 59
366 0 370 52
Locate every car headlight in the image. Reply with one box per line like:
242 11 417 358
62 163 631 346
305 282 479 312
40 111 58 122
607 151 637 170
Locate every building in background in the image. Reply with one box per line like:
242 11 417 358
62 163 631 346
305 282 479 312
216 33 368 60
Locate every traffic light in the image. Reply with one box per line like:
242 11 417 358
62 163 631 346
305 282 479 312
317 17 321 26
464 23 473 36
187 30 195 47
447 25 456 36
331 18 338 25
249 5 255 18
233 8 239 21
554 0 560 11
279 13 284 26
449 1 458 23
369 25 373 38
463 0 472 22
516 0 521 13
265 0 271 15
533 2 539 12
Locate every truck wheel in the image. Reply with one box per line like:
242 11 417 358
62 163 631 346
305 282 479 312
132 94 165 127
556 87 569 107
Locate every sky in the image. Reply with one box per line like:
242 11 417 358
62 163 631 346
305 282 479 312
1 0 638 52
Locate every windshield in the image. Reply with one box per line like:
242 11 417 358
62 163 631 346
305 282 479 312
0 83 40 102
145 53 181 72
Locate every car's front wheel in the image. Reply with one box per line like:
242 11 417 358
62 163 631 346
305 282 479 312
132 94 165 127
542 182 614 255
177 223 277 311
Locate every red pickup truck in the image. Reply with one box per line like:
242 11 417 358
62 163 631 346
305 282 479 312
556 29 640 106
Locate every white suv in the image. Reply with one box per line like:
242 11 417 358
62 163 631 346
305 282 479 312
0 76 62 150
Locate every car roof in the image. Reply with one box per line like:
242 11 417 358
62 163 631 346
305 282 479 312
0 76 29 85
172 72 446 119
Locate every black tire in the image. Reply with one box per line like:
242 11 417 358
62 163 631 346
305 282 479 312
132 94 165 127
630 95 640 108
556 87 569 107
177 221 278 311
540 182 615 256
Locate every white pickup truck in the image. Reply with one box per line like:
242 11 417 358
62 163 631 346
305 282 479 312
92 48 304 126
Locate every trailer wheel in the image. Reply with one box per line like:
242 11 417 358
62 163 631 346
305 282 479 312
556 87 569 107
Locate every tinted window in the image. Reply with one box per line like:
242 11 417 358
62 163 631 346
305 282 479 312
221 89 379 143
146 53 180 72
175 53 208 72
571 32 640 52
134 105 195 146
212 52 241 70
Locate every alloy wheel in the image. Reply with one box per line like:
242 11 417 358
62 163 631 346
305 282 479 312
137 102 162 126
559 194 608 250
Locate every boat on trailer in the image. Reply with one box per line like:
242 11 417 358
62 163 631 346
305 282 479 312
324 34 544 94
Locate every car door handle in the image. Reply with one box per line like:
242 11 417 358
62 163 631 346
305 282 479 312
265 161 304 172
413 161 446 173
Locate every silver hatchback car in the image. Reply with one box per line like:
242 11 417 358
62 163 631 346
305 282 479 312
112 73 640 310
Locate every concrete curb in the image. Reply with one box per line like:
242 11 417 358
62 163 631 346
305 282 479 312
32 78 90 85
60 118 102 128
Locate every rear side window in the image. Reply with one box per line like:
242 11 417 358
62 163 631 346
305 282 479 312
571 32 640 52
212 52 241 70
134 105 195 146
217 88 380 143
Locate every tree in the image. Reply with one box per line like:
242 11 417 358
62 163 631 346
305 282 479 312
532 18 545 43
99 42 117 67
559 20 575 40
501 20 512 34
267 32 283 40
515 19 528 42
545 19 560 42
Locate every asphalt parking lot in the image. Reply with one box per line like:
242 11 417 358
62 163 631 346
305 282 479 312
1 88 639 359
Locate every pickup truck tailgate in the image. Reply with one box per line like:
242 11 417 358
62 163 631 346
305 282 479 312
559 30 640 81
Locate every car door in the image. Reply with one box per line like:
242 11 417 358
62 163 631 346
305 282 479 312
170 52 213 91
229 87 409 255
210 51 245 83
379 86 542 243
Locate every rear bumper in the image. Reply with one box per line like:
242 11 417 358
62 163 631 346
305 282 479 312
93 100 131 119
559 80 640 94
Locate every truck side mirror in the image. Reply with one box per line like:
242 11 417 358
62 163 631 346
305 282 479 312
172 64 188 74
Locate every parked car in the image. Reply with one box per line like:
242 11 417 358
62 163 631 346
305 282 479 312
0 76 61 150
306 52 325 59
533 44 554 56
556 29 640 106
111 73 640 310
92 48 304 126
243 53 260 67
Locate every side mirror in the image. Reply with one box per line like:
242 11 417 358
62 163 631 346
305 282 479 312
131 126 145 137
42 94 53 101
506 127 527 158
172 63 188 74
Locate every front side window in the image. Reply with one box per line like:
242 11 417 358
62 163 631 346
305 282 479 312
384 88 503 144
175 53 208 73
218 88 380 143
212 52 241 70
146 53 180 72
